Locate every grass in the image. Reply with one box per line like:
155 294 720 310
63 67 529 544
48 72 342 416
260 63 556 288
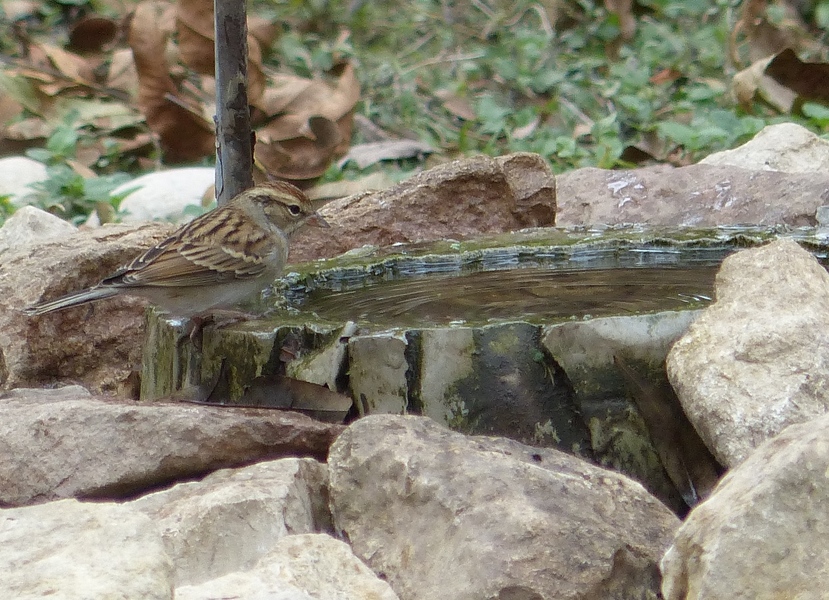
3 0 829 224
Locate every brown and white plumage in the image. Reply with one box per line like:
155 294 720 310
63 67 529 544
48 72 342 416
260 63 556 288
24 181 326 317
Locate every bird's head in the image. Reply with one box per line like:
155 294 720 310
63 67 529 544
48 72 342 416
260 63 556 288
239 181 329 234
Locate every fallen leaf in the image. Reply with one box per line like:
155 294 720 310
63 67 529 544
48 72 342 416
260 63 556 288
434 89 477 120
68 15 119 53
177 0 266 103
255 62 359 181
338 139 435 169
732 52 797 112
765 47 829 105
129 0 214 162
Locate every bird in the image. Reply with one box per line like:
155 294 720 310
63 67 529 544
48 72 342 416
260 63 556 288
24 181 327 318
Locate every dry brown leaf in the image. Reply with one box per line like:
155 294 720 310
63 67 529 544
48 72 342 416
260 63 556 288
733 52 797 112
649 68 682 85
434 89 476 121
257 74 316 116
66 158 97 178
731 0 822 66
0 90 24 126
129 0 214 162
176 0 266 103
3 117 50 141
38 44 96 84
176 0 216 75
338 139 435 169
253 62 359 180
765 47 829 105
68 16 119 53
257 115 345 181
257 62 360 139
106 47 139 99
248 16 278 51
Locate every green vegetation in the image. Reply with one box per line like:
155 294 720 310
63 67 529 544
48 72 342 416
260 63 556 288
3 0 829 226
265 0 829 176
24 114 134 224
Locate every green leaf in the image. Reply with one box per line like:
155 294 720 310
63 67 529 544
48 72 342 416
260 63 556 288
475 95 511 134
25 148 55 164
803 102 829 127
657 121 697 146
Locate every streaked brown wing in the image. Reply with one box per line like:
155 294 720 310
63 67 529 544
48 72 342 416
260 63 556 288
106 205 275 288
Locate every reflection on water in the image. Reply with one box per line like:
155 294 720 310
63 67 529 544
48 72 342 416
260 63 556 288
288 265 718 327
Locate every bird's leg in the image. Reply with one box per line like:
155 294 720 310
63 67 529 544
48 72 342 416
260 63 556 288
176 309 262 351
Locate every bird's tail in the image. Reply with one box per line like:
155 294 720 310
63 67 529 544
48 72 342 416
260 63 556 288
23 286 120 316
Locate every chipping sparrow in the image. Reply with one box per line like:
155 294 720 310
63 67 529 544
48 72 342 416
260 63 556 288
24 181 327 317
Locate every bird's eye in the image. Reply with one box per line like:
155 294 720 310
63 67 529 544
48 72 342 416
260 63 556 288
287 204 302 216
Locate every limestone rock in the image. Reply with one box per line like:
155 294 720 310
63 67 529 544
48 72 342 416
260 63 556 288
328 414 679 600
555 163 829 227
0 387 343 506
0 156 47 204
290 152 556 262
175 534 400 600
134 459 332 587
700 122 829 173
176 534 397 600
0 205 77 255
661 413 829 600
0 498 173 599
104 167 215 224
668 238 829 466
0 222 175 393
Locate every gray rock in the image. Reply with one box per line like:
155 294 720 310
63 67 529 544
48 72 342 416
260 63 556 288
0 387 343 506
289 152 556 262
0 205 76 255
348 332 409 415
106 167 215 224
328 414 679 600
175 534 400 600
0 498 174 599
0 156 47 205
1 221 175 393
543 311 704 509
556 164 829 227
661 412 829 600
700 122 829 173
134 459 332 587
668 238 829 466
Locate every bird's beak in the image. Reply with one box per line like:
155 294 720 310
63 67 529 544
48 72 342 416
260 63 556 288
306 212 330 228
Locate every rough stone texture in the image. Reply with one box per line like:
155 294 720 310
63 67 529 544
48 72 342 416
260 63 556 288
668 238 829 467
0 205 77 256
134 459 332 587
0 498 174 599
0 221 175 394
0 387 343 506
543 311 703 510
699 122 829 173
329 414 679 600
290 152 556 262
348 333 409 415
555 164 829 227
661 413 829 600
175 534 400 600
